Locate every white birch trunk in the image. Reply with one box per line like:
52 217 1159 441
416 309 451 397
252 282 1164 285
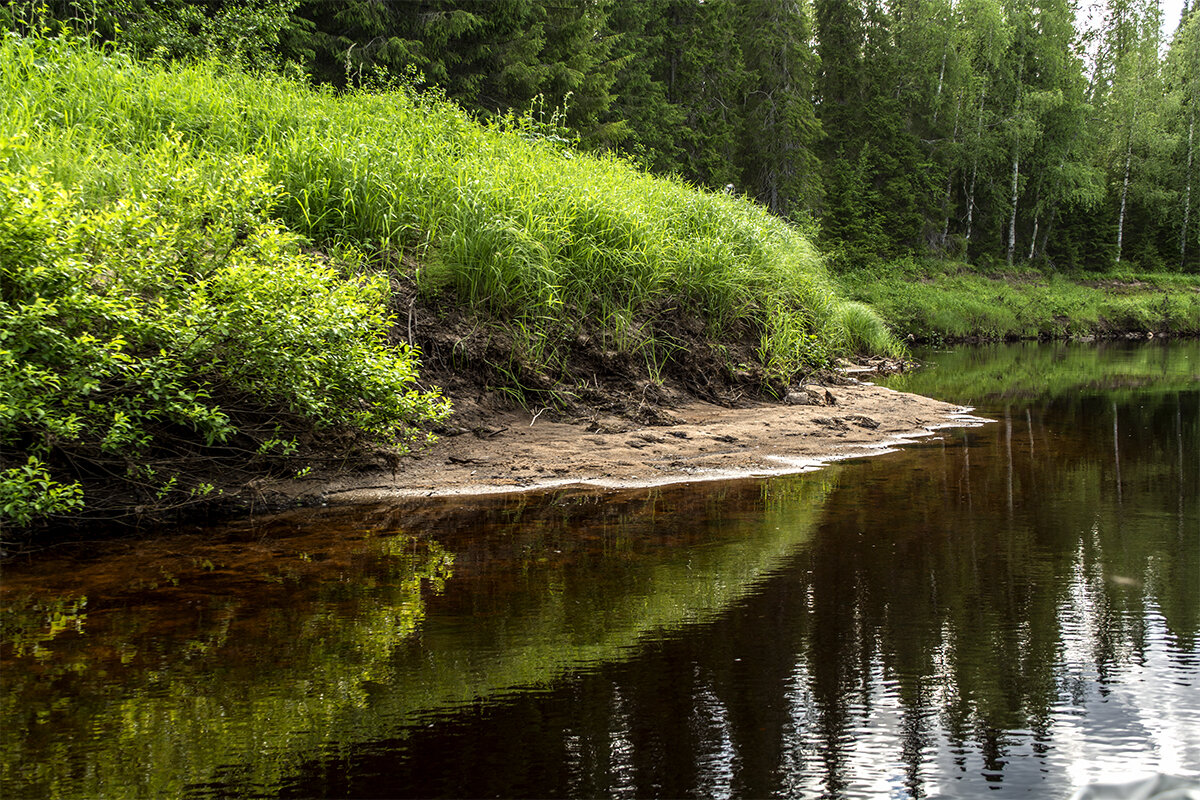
966 88 987 244
1008 64 1024 268
1116 137 1133 263
1007 146 1020 266
940 98 962 249
933 44 947 124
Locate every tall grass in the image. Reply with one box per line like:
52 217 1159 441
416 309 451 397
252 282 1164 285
1 35 899 385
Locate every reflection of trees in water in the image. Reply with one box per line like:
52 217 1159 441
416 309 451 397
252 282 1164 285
364 386 1197 798
885 340 1199 409
2 366 1194 798
792 387 1197 792
2 475 839 800
1 534 455 799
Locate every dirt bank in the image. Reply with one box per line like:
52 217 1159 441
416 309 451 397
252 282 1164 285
274 380 987 505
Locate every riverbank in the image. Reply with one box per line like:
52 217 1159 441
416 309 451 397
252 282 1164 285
1 36 901 531
257 379 983 507
836 260 1200 342
4 36 1190 532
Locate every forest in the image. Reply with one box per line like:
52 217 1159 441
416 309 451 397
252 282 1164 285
16 0 1200 273
2 6 1197 795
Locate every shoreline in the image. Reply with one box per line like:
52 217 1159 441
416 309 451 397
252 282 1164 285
277 382 991 506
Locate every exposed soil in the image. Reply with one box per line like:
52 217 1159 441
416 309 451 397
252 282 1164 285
388 273 800 428
242 279 985 505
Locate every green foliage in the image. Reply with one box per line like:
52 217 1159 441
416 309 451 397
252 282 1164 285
0 457 84 526
832 301 905 357
3 34 863 385
11 0 1193 272
0 128 449 526
1 0 305 71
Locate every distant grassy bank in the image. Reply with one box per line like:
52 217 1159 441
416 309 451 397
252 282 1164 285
0 35 897 528
837 260 1200 342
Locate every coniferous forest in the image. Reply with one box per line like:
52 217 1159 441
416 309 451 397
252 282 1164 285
20 0 1199 273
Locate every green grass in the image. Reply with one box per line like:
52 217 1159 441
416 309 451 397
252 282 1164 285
1 35 893 379
837 259 1200 341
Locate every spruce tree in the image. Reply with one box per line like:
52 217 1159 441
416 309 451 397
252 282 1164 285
736 0 822 218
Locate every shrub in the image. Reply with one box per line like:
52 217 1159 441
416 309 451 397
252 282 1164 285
0 143 448 526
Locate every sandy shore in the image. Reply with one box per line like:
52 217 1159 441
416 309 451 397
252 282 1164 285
288 382 990 504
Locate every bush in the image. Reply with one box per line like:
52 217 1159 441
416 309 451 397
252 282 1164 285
0 143 448 526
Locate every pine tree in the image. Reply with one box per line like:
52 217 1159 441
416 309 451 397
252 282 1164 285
602 1 685 172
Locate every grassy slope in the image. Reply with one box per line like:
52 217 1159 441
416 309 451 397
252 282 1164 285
837 260 1200 342
4 37 897 370
0 36 898 527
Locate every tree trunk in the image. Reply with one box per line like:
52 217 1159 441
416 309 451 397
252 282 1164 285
1007 145 1020 266
1028 212 1039 261
940 98 962 249
1007 63 1024 268
941 171 955 250
965 88 987 245
933 39 948 124
1116 136 1133 263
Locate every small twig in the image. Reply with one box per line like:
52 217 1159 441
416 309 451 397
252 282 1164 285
530 407 548 426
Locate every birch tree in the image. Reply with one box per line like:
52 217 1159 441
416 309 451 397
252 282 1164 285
1166 10 1200 269
1098 0 1166 264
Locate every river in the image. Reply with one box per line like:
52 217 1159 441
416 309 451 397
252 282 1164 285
1 339 1197 799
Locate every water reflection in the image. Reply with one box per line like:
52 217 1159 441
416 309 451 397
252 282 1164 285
2 478 834 799
2 529 454 798
1 341 1197 799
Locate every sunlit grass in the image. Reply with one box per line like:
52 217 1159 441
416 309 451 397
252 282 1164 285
1 35 893 392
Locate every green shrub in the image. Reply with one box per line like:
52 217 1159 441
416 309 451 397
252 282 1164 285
0 457 84 527
0 144 448 526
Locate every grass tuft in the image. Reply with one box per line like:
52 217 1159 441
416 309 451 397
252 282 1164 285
832 301 906 357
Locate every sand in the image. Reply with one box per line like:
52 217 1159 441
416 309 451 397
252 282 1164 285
297 381 990 504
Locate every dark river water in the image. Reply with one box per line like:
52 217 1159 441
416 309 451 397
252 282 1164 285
2 340 1197 799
